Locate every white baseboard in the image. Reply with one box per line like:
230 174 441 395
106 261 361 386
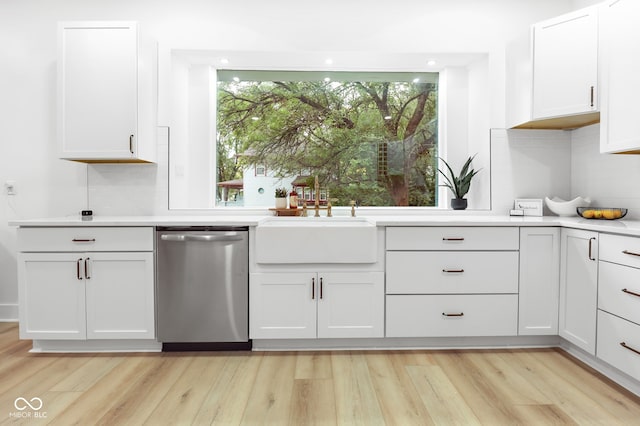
0 304 18 322
559 339 640 397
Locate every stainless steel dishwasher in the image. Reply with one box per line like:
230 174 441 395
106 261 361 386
156 226 250 351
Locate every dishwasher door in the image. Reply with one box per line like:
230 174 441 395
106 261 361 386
156 227 249 350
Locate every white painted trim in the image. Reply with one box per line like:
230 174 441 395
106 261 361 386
560 339 640 397
30 339 161 353
0 304 18 322
252 335 560 351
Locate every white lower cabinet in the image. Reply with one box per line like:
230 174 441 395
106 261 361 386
18 251 155 340
559 228 598 354
385 226 519 338
386 294 518 337
518 227 560 335
597 311 640 382
17 227 155 340
597 233 640 381
250 271 384 339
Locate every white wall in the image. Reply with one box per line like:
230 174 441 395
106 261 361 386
0 0 580 318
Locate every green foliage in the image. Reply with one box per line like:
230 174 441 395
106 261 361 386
437 155 481 199
217 75 439 206
274 187 288 198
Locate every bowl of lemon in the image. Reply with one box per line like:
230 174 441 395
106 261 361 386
577 207 627 220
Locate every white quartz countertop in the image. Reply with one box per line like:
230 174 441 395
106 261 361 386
9 213 640 237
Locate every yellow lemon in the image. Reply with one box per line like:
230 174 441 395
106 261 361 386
593 210 603 219
582 209 595 218
613 210 623 219
603 210 615 219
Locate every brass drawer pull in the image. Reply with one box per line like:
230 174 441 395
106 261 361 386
72 238 96 243
442 312 464 317
622 250 640 257
442 269 464 273
620 342 640 356
443 237 464 241
622 288 640 298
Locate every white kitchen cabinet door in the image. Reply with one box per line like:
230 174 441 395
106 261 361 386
559 228 598 354
600 0 640 154
250 273 317 339
18 253 86 340
85 252 155 339
519 227 560 335
532 6 598 120
317 272 384 338
58 21 156 162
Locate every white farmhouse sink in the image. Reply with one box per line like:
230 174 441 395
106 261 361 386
255 216 377 263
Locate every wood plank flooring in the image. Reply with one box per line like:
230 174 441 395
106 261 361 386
1 322 640 425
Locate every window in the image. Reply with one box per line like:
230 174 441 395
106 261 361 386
215 70 439 207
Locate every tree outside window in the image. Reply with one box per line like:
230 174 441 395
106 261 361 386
216 71 439 207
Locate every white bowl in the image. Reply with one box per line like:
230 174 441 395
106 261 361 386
545 196 592 216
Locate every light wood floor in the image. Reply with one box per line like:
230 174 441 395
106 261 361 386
1 323 640 425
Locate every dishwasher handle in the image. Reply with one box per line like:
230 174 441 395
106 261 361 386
160 233 244 243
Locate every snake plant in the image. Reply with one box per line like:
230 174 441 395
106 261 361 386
438 155 480 199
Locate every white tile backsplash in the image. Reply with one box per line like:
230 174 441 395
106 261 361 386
87 128 169 215
571 124 640 220
491 128 572 215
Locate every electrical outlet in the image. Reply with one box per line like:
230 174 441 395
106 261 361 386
5 180 16 196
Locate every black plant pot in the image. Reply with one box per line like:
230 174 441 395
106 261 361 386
451 198 468 210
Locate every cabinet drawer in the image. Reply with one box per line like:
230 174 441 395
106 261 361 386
386 251 518 294
600 233 640 269
386 294 518 337
18 227 154 252
597 310 640 383
386 227 519 251
598 261 640 325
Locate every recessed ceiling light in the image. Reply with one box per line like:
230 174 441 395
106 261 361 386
427 59 437 66
233 77 240 82
324 77 331 82
325 58 333 65
220 58 229 64
412 78 420 83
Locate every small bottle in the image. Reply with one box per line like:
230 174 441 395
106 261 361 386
289 189 298 209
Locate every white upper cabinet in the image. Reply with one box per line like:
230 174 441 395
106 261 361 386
58 21 156 162
532 6 598 120
599 0 640 154
506 6 599 129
